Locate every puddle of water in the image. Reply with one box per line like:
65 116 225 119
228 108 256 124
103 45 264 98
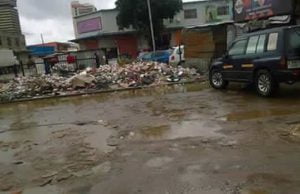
225 109 300 121
0 150 14 164
22 185 61 194
84 125 114 153
185 82 210 92
240 189 269 194
145 157 173 168
139 120 223 141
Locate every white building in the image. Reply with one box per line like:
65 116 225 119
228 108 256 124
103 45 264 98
71 1 97 17
71 0 233 58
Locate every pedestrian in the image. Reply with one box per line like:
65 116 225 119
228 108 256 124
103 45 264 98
44 59 51 75
94 53 100 68
13 56 19 77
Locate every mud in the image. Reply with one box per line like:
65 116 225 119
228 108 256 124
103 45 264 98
1 83 300 194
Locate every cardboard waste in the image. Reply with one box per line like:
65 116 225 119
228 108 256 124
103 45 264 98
0 62 201 102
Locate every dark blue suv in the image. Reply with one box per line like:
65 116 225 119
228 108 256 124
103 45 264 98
209 25 300 97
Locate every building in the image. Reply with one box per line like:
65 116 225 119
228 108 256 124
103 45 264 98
27 42 79 57
233 0 300 29
71 1 97 41
70 0 233 59
0 0 21 33
71 1 97 17
0 0 27 62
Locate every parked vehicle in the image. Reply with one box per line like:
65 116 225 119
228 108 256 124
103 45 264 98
169 45 185 65
209 25 300 97
139 50 171 63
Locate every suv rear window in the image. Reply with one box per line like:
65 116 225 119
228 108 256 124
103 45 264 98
267 33 278 51
287 27 300 55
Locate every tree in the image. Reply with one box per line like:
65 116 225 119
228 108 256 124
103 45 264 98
115 0 183 48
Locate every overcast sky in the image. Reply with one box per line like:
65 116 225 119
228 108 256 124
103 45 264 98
18 0 194 45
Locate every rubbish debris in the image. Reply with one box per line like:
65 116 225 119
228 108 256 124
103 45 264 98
0 62 202 103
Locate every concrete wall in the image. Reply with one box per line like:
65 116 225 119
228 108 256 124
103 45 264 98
74 9 134 39
0 31 26 51
164 1 207 29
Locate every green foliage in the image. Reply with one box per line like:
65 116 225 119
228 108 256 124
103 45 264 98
116 0 183 38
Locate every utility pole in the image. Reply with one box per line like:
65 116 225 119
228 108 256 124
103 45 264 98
40 33 45 45
147 0 156 52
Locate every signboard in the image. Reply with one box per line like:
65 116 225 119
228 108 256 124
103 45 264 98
77 17 102 34
234 0 293 22
205 3 233 23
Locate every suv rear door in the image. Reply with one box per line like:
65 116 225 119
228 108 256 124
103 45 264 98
286 27 300 69
241 34 267 81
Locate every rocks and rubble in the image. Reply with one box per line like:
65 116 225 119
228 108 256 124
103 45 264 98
0 62 202 102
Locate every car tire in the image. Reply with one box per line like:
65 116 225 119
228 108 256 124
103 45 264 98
209 69 228 89
255 70 278 97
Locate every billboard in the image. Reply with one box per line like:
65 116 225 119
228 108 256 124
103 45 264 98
205 3 233 23
234 0 294 22
77 17 102 34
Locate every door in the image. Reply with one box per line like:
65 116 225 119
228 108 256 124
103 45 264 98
223 39 248 81
241 34 267 81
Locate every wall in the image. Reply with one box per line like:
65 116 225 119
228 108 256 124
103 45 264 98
164 1 207 29
74 9 134 39
165 0 233 29
0 31 26 51
115 35 138 58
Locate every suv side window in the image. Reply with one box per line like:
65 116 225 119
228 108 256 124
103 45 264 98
256 34 266 53
228 39 247 56
246 36 259 54
267 33 279 51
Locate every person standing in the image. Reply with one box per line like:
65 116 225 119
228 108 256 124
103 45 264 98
94 53 100 68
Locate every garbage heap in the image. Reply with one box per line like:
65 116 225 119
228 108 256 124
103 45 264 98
0 62 201 102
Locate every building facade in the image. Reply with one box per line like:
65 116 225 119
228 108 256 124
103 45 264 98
0 0 27 62
71 0 233 58
0 0 21 33
71 1 97 17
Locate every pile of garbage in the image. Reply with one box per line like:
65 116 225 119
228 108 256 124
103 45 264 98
0 62 201 102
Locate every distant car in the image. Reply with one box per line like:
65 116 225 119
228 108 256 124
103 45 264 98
139 50 171 63
169 45 185 65
209 25 300 97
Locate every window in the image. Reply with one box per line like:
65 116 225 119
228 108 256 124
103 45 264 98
15 38 19 47
246 36 259 54
7 37 11 46
184 9 197 19
228 39 248 56
256 35 266 53
217 6 229 16
267 33 278 51
287 27 300 54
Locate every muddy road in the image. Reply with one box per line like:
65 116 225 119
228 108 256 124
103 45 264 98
1 83 300 194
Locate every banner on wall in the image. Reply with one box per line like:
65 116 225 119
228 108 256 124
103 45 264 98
77 17 102 34
234 0 293 22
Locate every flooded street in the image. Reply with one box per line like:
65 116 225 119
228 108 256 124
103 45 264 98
1 82 300 194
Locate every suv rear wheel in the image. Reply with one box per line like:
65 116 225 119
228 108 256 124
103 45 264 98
209 69 228 89
255 70 278 97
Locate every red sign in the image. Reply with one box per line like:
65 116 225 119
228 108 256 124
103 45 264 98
234 0 293 22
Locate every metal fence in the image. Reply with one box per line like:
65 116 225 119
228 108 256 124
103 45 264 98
0 49 106 81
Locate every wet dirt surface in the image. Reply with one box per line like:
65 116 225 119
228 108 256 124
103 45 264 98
1 82 300 194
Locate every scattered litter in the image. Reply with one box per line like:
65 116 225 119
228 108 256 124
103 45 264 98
0 62 201 103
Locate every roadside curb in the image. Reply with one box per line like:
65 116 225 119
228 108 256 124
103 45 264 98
0 79 207 105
